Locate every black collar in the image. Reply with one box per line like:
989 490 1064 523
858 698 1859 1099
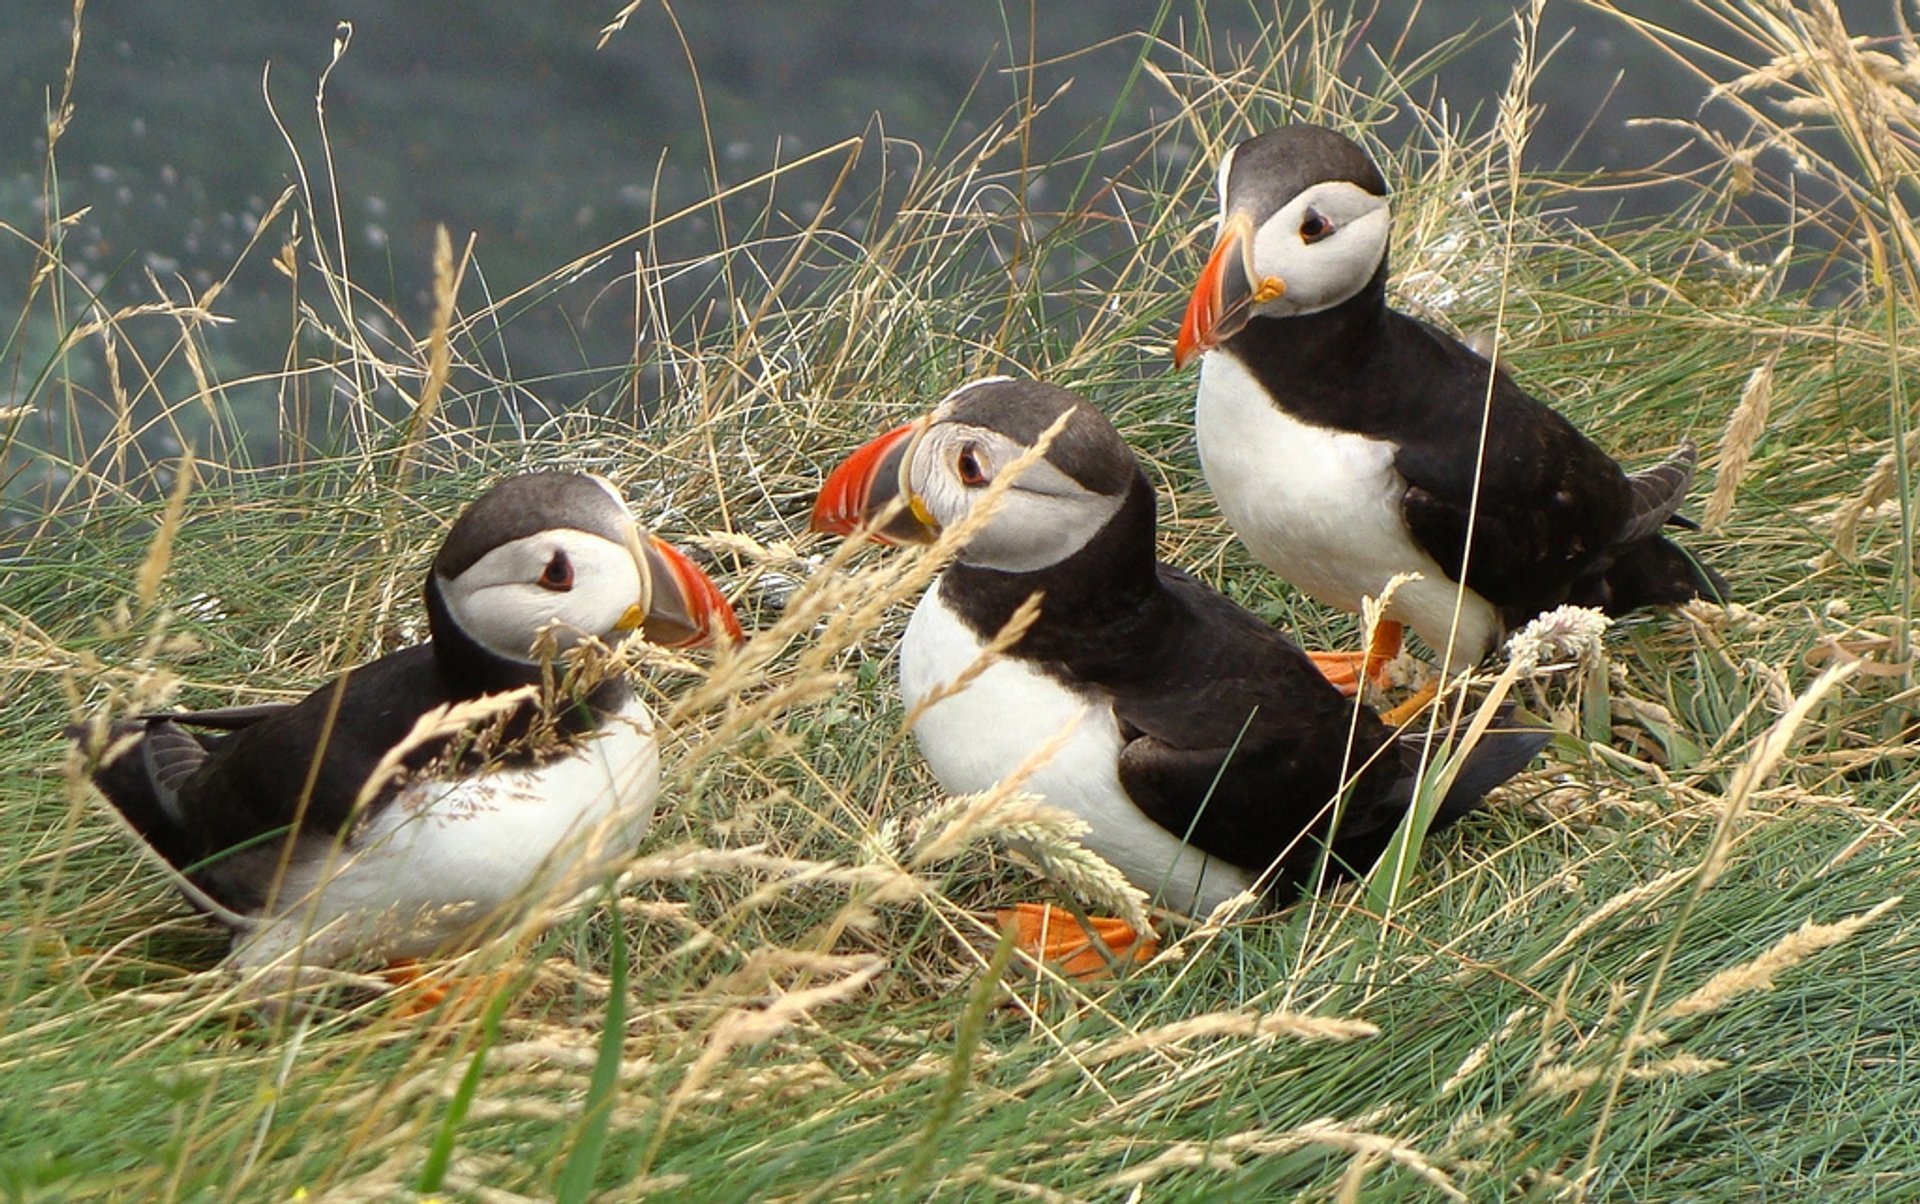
939 473 1169 681
424 574 631 744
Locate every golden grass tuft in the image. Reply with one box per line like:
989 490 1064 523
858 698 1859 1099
1704 353 1775 531
1660 894 1902 1021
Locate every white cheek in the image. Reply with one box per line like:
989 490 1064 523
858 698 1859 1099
1253 197 1390 316
441 535 644 662
955 490 1122 574
458 590 575 660
555 555 644 639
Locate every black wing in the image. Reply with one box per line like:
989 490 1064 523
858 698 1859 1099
1382 314 1639 622
1109 567 1413 889
170 643 456 860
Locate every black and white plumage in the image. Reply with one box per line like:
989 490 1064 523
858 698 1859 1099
1175 123 1725 676
812 377 1548 916
74 472 740 975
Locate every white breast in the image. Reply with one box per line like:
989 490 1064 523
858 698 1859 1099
233 696 660 972
1195 352 1503 669
900 584 1254 916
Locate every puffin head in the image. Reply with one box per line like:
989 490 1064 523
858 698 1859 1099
430 472 740 663
1174 124 1392 367
810 376 1140 575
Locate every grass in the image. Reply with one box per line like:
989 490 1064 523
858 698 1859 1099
5 0 1920 1199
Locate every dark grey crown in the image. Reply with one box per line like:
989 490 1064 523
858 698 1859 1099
434 473 633 579
1226 124 1390 218
940 379 1138 498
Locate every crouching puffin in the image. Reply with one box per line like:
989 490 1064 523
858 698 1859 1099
72 472 739 996
1174 124 1725 709
812 377 1548 975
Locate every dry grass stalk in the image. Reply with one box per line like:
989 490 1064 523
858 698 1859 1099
910 781 1149 932
1575 658 1861 1173
1825 426 1920 565
1238 1123 1466 1203
1082 1009 1379 1066
617 844 920 902
132 452 196 612
397 223 471 474
1099 1140 1238 1189
909 783 1081 869
1523 867 1695 976
1705 354 1776 531
966 1174 1085 1204
1334 1150 1387 1204
900 592 1043 729
344 686 537 818
642 951 886 1172
1504 604 1609 676
1439 1004 1533 1098
1661 895 1902 1022
1528 1052 1725 1100
1703 659 1858 882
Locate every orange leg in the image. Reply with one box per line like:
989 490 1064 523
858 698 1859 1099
381 957 513 1018
1378 678 1440 726
993 902 1159 980
1308 620 1404 695
381 958 450 1017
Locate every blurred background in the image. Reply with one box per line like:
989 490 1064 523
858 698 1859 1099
0 1 1902 479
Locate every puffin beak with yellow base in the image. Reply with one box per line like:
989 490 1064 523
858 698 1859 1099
1174 210 1286 370
810 418 938 545
627 530 745 646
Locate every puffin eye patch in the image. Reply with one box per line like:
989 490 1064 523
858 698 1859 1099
1299 209 1334 243
956 445 990 488
537 550 575 591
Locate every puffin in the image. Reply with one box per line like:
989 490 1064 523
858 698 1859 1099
1174 123 1725 704
71 471 740 988
812 377 1549 973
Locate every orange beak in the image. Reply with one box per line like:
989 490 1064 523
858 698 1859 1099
1173 211 1280 369
632 534 742 647
810 419 938 545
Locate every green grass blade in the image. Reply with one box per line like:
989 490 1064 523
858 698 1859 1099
553 889 628 1204
413 973 514 1194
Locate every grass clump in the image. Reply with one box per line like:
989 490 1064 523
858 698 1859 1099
4 1 1920 1199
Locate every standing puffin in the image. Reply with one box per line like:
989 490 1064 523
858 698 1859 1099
72 472 739 986
812 377 1548 972
1174 123 1724 703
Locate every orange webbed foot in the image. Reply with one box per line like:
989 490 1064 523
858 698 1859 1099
1307 620 1405 695
1377 679 1440 727
993 902 1158 981
381 957 512 1018
1308 649 1380 695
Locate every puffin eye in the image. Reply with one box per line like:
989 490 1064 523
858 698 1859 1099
956 445 989 488
1300 209 1334 244
537 550 574 592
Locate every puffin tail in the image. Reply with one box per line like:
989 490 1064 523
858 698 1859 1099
1575 440 1727 613
1580 534 1729 615
1426 706 1553 828
1323 707 1549 882
68 719 210 873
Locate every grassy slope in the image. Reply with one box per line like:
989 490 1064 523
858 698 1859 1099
5 3 1919 1200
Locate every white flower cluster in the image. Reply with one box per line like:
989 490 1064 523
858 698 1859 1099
1504 604 1610 675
